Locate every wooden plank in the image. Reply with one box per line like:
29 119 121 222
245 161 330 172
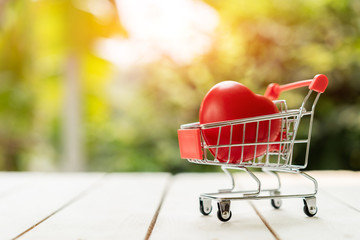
150 173 276 240
18 173 170 240
0 172 37 198
311 171 360 212
1 171 358 240
247 171 360 240
0 172 104 240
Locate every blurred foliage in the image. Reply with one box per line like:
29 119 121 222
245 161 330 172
0 0 359 172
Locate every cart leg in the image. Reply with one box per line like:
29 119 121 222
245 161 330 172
264 170 282 191
199 197 212 216
263 170 282 209
218 166 235 193
217 200 232 222
299 171 318 195
243 167 261 196
303 196 317 217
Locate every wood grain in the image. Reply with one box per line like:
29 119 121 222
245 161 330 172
312 171 360 212
18 173 170 240
150 173 276 240
248 171 360 240
0 172 104 240
0 171 358 240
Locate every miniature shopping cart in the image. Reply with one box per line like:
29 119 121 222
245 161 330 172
177 74 328 222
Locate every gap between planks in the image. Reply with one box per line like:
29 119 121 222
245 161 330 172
249 201 281 240
11 173 108 240
10 171 358 239
147 171 359 239
149 173 282 240
145 175 173 240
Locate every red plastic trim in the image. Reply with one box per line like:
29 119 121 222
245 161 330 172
264 83 280 101
178 129 203 160
265 74 328 100
309 74 328 93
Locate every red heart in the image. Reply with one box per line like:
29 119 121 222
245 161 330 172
199 81 281 163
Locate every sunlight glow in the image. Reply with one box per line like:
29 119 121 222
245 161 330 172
96 0 219 67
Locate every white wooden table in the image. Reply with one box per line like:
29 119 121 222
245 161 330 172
0 171 359 240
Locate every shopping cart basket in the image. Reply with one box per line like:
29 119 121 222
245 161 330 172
178 74 328 222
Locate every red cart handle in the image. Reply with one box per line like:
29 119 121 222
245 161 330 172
264 74 328 100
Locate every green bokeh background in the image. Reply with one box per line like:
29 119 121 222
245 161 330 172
0 0 359 172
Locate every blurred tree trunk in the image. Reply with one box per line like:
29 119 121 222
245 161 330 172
3 140 20 171
62 53 84 171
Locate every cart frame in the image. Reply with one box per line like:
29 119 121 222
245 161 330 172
178 74 328 222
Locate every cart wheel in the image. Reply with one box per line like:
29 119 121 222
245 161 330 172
270 190 282 209
303 197 317 217
217 200 231 222
217 210 232 222
199 198 212 216
271 198 282 209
